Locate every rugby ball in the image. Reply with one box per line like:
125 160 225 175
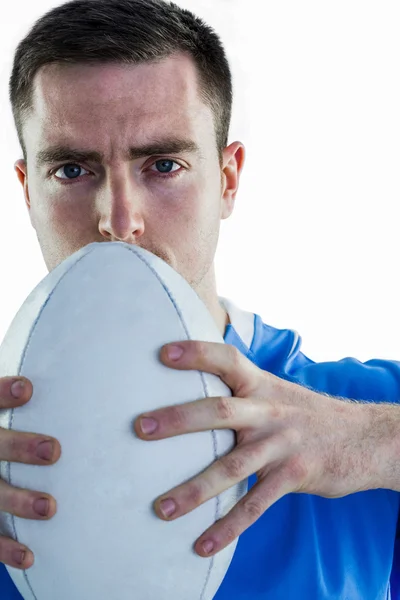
0 241 247 599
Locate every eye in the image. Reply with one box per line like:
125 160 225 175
51 159 184 184
149 159 182 177
53 164 89 181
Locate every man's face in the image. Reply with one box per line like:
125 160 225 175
14 53 244 299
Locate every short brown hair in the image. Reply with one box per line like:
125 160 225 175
9 0 233 168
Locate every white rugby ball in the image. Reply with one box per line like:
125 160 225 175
0 241 247 600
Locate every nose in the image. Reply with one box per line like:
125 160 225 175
98 187 145 244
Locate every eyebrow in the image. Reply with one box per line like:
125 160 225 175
36 137 204 168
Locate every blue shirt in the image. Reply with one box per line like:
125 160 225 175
2 305 400 599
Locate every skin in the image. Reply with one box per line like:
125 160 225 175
2 49 397 576
136 341 390 559
1 51 246 570
14 52 246 335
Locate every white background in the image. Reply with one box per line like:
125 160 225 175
1 1 399 363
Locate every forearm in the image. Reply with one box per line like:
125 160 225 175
359 401 400 491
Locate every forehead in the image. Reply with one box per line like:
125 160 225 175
27 54 212 150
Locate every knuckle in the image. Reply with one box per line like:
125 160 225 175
228 344 242 363
0 431 23 463
215 397 235 421
220 522 238 546
6 489 27 516
284 455 308 484
195 341 209 360
280 427 301 449
166 405 188 430
221 453 247 480
268 404 284 421
270 377 290 404
0 536 14 564
4 433 18 458
4 433 41 464
185 482 203 507
242 495 265 520
7 435 28 463
0 536 10 560
227 344 241 368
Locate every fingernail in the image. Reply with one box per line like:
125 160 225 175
13 549 26 565
34 498 49 516
167 345 184 360
160 498 176 518
202 540 215 554
11 380 25 399
37 441 54 461
140 417 158 434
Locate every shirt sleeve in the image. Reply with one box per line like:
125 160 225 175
282 353 400 405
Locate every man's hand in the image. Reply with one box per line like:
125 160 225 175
134 341 378 558
0 377 61 569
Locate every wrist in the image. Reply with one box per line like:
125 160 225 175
360 401 400 491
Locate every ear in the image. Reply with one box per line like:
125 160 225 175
220 142 246 220
14 159 35 227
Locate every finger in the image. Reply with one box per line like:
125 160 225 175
153 432 293 522
135 396 268 440
0 376 33 408
160 342 262 397
0 427 61 466
0 477 57 520
0 535 34 570
193 464 295 557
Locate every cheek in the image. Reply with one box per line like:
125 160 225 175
170 209 220 263
48 198 95 236
158 203 211 243
32 186 82 223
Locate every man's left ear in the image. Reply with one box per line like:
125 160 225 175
220 142 246 220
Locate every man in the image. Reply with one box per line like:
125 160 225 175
1 0 400 598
